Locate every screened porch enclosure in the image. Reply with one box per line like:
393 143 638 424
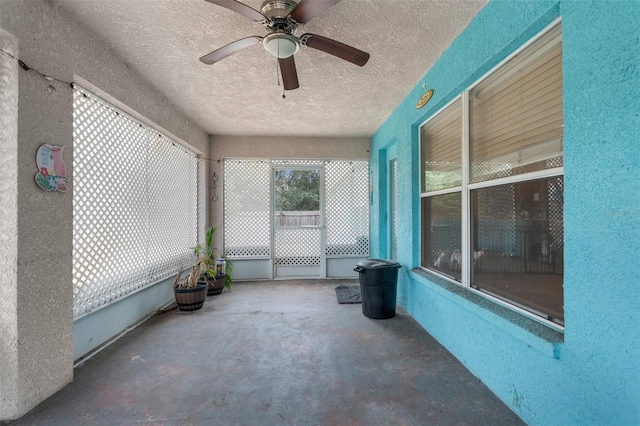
69 84 369 361
224 159 370 279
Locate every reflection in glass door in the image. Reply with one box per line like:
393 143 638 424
273 167 324 278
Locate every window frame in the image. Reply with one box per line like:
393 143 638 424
419 95 463 281
418 19 564 331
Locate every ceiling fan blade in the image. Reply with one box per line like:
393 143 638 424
289 0 342 24
200 36 263 65
205 0 266 22
279 56 299 90
300 33 370 66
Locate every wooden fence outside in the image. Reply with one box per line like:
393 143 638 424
275 211 320 227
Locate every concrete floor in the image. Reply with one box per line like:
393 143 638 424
13 280 524 425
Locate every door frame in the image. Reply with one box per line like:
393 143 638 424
271 163 326 279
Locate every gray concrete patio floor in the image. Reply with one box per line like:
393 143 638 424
12 280 524 425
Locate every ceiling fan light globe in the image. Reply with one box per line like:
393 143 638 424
263 33 300 59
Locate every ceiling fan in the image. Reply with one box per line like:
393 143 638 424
200 0 370 90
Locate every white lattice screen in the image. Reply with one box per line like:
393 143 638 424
325 161 369 256
390 158 398 260
272 160 324 167
72 86 198 318
274 228 322 266
224 160 271 258
223 160 369 263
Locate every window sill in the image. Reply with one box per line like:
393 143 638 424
410 268 563 359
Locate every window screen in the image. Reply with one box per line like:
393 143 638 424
72 86 198 318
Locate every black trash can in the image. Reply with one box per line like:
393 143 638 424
354 259 402 319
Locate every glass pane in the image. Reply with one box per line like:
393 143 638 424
471 176 564 324
420 99 462 192
274 169 320 227
421 192 462 281
470 24 562 183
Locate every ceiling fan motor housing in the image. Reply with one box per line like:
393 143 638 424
261 0 297 21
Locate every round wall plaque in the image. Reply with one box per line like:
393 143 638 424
416 89 434 109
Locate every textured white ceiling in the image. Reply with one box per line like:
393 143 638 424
55 0 486 137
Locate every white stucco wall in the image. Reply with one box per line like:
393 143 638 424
0 28 20 420
208 135 370 253
0 1 208 420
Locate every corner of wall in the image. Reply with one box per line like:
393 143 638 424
0 27 21 421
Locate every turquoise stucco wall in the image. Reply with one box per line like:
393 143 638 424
370 1 640 425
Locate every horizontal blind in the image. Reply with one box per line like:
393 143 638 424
470 25 562 182
421 98 462 192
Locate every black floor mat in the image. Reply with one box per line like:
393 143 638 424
335 285 361 304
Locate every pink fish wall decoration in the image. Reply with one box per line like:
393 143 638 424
35 144 69 192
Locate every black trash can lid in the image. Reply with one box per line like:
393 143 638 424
356 258 401 269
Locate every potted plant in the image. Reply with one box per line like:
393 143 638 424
193 226 233 295
172 260 208 311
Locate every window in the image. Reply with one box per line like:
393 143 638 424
420 98 463 280
73 86 199 318
420 22 564 327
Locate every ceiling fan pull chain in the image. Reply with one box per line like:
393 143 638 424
276 57 281 87
276 58 286 98
276 44 285 98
